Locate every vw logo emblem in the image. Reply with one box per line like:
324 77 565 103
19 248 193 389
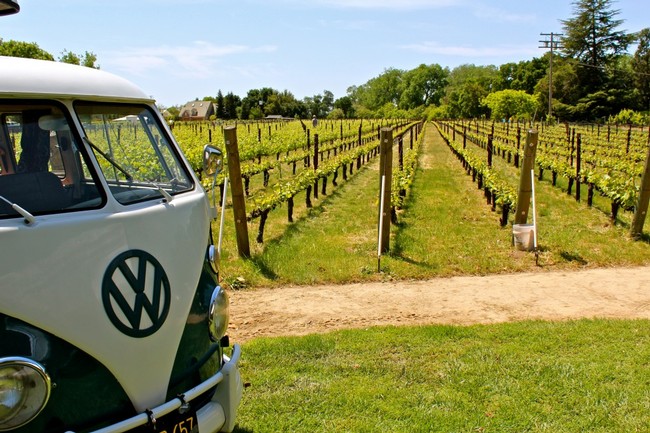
102 250 171 338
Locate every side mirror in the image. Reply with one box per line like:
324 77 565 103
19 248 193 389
0 0 19 16
203 144 223 220
203 144 223 177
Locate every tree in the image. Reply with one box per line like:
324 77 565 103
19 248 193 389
632 28 650 110
327 108 346 120
443 64 498 118
322 90 334 115
59 50 80 65
451 82 492 118
352 68 404 111
427 104 452 120
223 92 241 120
0 39 54 60
496 58 548 94
399 63 448 109
561 0 634 94
59 50 99 68
482 89 538 120
81 52 99 68
215 90 225 119
239 88 307 119
241 88 275 119
376 102 408 119
354 105 375 119
535 57 581 119
333 96 355 118
0 41 101 68
303 95 321 117
303 90 334 118
266 90 305 118
606 54 639 110
164 106 180 120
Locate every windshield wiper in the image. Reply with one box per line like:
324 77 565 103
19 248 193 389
0 194 35 225
156 186 173 202
144 178 187 203
84 137 133 181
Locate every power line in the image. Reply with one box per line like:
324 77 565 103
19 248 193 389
574 60 650 77
539 32 563 119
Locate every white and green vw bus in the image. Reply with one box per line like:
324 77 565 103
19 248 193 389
0 3 242 432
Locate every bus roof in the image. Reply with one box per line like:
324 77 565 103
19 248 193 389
0 56 152 103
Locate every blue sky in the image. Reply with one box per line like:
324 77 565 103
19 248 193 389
2 0 648 107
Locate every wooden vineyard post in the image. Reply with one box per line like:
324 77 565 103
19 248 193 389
305 129 311 168
313 134 319 199
627 125 632 154
631 142 650 239
398 136 404 171
515 127 521 168
487 134 493 168
463 126 467 149
378 128 393 253
306 128 311 150
514 130 539 225
358 124 362 147
223 126 250 258
575 133 581 202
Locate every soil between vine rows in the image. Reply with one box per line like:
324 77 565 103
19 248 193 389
227 265 650 342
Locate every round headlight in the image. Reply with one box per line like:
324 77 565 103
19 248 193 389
0 357 51 431
208 286 230 342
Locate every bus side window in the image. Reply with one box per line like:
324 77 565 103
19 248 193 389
0 119 15 175
17 111 51 174
0 147 7 174
49 131 65 176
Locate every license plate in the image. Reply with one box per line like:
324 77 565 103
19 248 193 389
133 408 198 433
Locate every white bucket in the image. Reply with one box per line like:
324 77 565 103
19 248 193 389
512 223 535 251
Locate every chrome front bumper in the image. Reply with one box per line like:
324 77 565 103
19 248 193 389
67 344 243 433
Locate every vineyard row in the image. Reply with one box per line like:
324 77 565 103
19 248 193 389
215 121 424 246
436 119 650 237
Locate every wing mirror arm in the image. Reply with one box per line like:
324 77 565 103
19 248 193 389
203 144 228 265
202 144 223 219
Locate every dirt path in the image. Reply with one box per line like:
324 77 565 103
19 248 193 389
228 266 650 342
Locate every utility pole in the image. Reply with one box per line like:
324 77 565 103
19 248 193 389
539 32 563 120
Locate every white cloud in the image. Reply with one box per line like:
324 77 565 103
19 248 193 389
471 5 536 23
294 0 535 21
400 41 535 58
105 41 277 78
298 0 459 9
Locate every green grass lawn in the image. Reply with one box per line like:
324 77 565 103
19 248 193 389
234 319 650 433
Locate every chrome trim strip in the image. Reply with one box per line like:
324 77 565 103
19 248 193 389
0 356 51 388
